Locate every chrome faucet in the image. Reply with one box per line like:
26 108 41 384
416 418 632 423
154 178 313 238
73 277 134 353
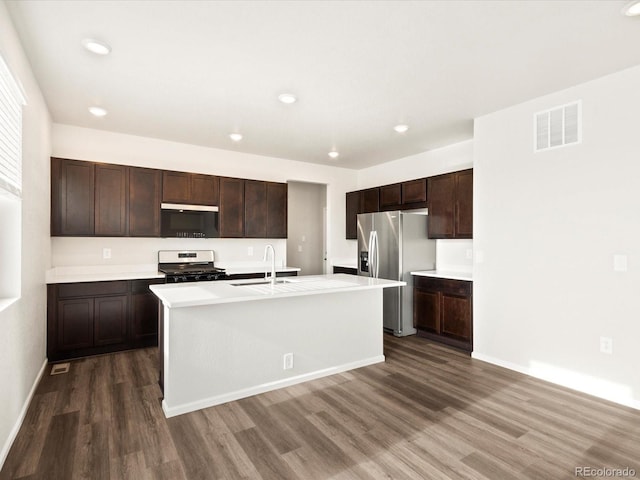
263 244 276 285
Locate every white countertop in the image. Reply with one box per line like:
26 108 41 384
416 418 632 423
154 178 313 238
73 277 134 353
46 264 164 284
411 270 473 281
151 273 405 308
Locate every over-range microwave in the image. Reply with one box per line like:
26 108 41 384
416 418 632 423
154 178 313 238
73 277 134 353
160 203 219 238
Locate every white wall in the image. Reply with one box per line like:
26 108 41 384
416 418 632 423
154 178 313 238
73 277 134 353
357 139 473 189
51 124 358 267
0 1 51 467
287 182 326 275
473 64 640 409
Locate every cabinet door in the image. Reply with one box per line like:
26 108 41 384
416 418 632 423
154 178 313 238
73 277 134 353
413 288 440 333
379 183 401 210
219 177 245 237
455 169 473 238
361 188 380 213
94 295 128 346
441 293 472 343
162 171 191 203
52 158 95 235
131 291 160 346
191 174 219 206
427 174 455 238
267 182 287 238
129 167 161 237
402 178 427 205
95 164 128 236
244 180 267 238
57 298 94 350
345 191 361 240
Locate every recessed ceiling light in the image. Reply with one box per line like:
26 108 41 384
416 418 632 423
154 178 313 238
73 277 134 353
81 38 111 55
88 106 108 117
328 151 339 159
622 0 640 16
229 133 243 142
393 124 409 133
278 93 297 104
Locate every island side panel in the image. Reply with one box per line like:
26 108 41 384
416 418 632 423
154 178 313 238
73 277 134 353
162 288 383 417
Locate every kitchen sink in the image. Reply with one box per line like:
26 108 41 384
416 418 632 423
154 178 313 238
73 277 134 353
230 279 292 286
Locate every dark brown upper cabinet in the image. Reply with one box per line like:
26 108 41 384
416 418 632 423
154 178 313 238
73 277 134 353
455 169 473 238
95 163 128 236
401 178 427 206
345 190 361 240
243 180 288 239
379 183 401 210
129 167 161 237
219 177 245 238
266 182 287 238
162 171 219 206
361 188 380 213
427 169 473 239
244 180 268 238
379 178 427 211
344 187 379 239
51 157 95 236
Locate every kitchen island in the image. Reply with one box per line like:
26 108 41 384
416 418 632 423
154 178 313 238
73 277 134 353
151 274 404 417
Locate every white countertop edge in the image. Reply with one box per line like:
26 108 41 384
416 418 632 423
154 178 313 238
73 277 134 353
411 270 473 281
151 274 405 308
332 263 357 269
46 264 162 284
46 264 301 284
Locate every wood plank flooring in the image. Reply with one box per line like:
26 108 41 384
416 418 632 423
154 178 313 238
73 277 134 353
2 335 639 479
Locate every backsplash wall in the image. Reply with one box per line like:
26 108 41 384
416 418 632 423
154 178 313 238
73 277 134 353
51 237 287 268
436 239 473 272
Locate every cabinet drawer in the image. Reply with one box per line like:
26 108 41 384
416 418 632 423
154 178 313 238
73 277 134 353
57 281 129 298
130 278 164 294
414 276 471 297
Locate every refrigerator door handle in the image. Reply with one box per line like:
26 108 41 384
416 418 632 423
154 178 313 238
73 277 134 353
368 231 375 277
372 230 379 278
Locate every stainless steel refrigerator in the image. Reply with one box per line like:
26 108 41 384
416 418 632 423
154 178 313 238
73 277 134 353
357 211 436 336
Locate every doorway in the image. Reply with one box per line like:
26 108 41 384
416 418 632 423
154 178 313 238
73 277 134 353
287 181 327 275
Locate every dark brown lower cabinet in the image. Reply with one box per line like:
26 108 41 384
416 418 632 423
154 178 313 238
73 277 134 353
131 279 164 347
48 278 164 361
413 276 473 352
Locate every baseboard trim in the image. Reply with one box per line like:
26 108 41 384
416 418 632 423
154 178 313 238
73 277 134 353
163 355 385 418
472 352 640 411
0 357 48 470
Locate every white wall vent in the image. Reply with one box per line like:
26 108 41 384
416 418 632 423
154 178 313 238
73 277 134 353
534 101 581 152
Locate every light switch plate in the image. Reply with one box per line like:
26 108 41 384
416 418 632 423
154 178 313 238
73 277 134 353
613 254 627 272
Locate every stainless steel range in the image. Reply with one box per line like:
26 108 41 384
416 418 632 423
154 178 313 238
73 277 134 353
158 250 227 283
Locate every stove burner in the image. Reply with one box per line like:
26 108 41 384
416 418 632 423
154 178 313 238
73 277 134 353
158 250 226 283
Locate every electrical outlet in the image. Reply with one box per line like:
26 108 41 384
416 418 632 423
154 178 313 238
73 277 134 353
298 245 303 252
248 246 254 256
283 353 294 370
102 248 111 259
600 336 613 355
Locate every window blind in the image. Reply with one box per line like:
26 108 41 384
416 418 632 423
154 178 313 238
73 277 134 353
0 55 26 197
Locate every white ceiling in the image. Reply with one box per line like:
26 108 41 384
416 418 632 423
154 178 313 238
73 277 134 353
6 1 640 169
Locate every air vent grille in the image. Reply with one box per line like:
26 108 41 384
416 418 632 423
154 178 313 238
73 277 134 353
534 101 581 152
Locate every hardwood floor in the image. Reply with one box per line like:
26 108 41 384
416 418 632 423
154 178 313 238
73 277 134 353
2 335 639 479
